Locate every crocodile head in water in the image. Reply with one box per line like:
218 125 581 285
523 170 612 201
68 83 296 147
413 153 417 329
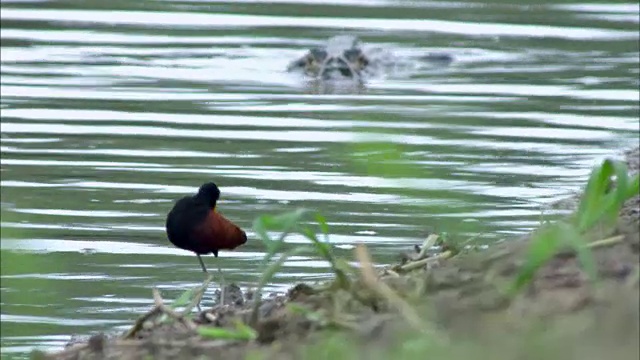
287 35 370 80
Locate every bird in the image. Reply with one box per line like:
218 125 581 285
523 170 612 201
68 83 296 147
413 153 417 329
165 182 247 306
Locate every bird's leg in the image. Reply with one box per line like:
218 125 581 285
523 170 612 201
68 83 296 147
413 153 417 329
196 254 209 312
197 254 209 273
199 254 226 306
215 254 226 306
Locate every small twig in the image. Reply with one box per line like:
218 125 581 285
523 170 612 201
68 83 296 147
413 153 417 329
122 306 162 339
587 235 625 249
397 251 453 273
354 244 446 342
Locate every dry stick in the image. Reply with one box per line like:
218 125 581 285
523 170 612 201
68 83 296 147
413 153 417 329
587 235 625 249
354 243 447 342
204 313 218 323
122 306 163 339
397 250 453 273
384 269 401 278
416 234 440 260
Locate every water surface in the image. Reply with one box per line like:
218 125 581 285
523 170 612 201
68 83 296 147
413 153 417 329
1 0 639 356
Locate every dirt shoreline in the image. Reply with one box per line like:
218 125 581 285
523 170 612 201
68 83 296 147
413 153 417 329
41 146 640 360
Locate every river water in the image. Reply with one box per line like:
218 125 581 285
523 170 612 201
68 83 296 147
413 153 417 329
1 0 638 356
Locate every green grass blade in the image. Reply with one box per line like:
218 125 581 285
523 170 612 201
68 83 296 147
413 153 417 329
509 221 599 296
575 159 613 230
315 213 330 243
253 209 311 263
259 246 310 289
508 225 562 296
558 224 597 284
611 160 630 206
250 246 311 324
300 226 331 260
170 287 198 309
252 216 273 242
626 173 640 200
574 159 636 233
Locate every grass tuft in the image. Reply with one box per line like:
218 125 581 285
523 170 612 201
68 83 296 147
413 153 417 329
509 159 639 295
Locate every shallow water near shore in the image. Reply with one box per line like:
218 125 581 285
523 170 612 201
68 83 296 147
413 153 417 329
1 0 639 356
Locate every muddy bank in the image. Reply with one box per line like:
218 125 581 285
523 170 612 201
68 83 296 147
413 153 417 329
41 147 640 360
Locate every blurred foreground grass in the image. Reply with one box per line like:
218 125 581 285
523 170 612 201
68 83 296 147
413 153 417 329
148 157 638 359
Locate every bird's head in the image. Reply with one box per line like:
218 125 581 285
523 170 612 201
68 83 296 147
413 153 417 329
196 182 221 209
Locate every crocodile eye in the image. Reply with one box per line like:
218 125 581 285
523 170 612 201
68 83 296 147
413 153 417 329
343 49 359 61
359 54 369 67
309 48 327 64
